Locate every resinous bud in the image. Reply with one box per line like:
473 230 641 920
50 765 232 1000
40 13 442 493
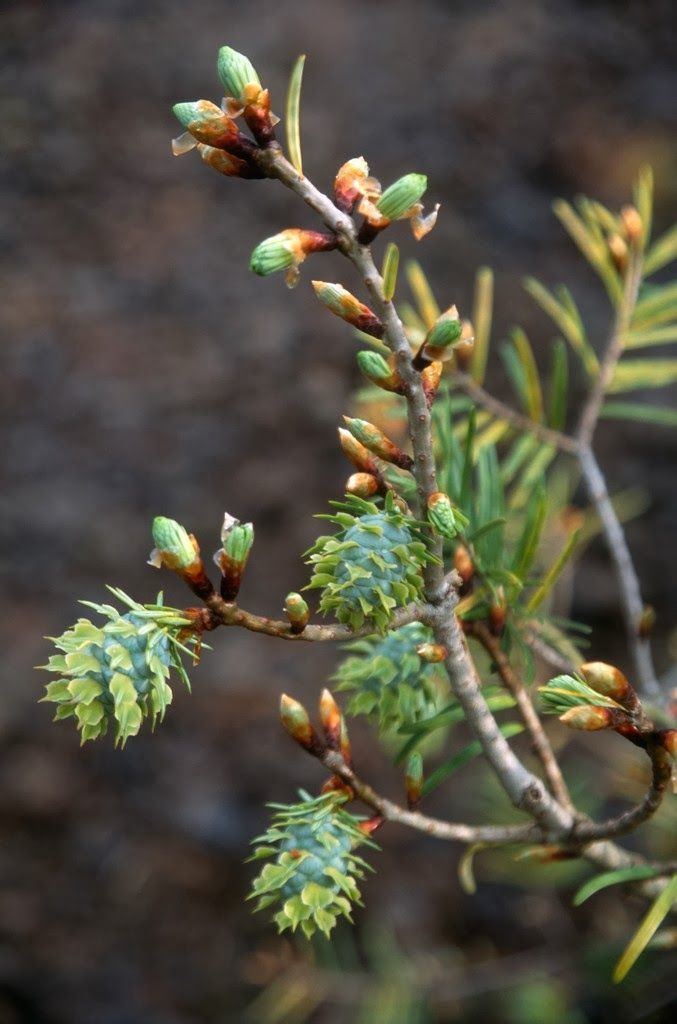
405 752 423 808
284 592 309 634
416 643 447 663
421 360 443 405
427 492 469 540
377 173 427 221
279 693 321 753
620 204 643 245
579 662 633 705
334 156 373 213
312 281 383 337
150 516 199 571
345 472 380 498
217 45 262 103
559 705 614 731
173 100 239 148
356 350 403 394
338 428 379 474
197 144 251 178
319 688 342 750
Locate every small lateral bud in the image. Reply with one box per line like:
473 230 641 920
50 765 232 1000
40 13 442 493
284 592 309 634
421 360 443 405
217 46 261 104
319 688 342 750
334 156 374 214
339 715 353 767
173 100 240 149
346 472 380 498
516 845 577 863
453 544 475 591
311 281 383 337
377 173 428 221
356 350 404 394
658 729 677 758
279 694 323 755
250 229 336 282
638 604 656 639
621 204 643 246
416 643 447 663
343 416 413 471
214 516 254 601
358 815 384 836
422 306 462 363
579 661 639 713
338 428 380 474
405 752 424 809
427 492 469 540
150 516 199 571
559 705 614 731
489 589 507 637
197 144 262 179
608 232 629 273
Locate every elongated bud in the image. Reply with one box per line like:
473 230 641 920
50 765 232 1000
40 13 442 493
346 472 380 498
559 705 615 731
453 544 475 591
416 643 447 663
658 729 677 758
356 350 404 394
338 428 380 474
312 281 383 337
217 46 261 104
421 359 443 405
149 516 215 600
319 689 342 750
405 752 423 809
334 156 373 213
377 174 427 221
422 306 462 362
515 846 577 863
339 715 353 767
427 492 469 539
173 100 240 150
489 588 507 637
214 515 254 600
579 661 639 713
197 144 262 179
250 229 336 286
284 592 309 634
343 416 413 471
279 694 323 755
621 204 643 246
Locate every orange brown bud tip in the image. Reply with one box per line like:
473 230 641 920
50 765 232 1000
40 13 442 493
338 428 379 474
312 282 383 337
320 775 353 797
343 416 413 471
515 845 577 863
416 643 447 663
346 472 380 498
421 360 443 405
339 716 352 768
334 156 378 214
638 605 656 639
405 752 423 809
453 544 475 588
319 689 342 750
250 230 337 287
658 729 677 758
559 705 614 731
284 592 309 634
356 350 404 394
579 661 637 710
621 205 643 246
358 815 384 836
196 144 263 179
427 492 469 540
279 694 323 754
608 233 629 272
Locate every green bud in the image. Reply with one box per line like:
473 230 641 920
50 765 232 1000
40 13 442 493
426 307 462 350
284 592 309 634
405 752 423 808
356 350 402 393
250 232 296 276
312 281 383 336
223 521 254 564
426 492 469 540
279 693 321 753
377 173 427 221
343 416 413 470
151 516 197 570
217 45 261 103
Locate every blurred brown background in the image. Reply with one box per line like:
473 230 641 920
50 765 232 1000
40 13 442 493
1 0 676 1021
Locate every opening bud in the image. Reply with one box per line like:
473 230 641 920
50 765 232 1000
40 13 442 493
319 689 342 750
312 281 383 337
343 416 413 471
338 428 380 475
197 144 262 179
579 662 637 710
377 173 428 221
427 492 469 540
345 472 380 498
214 516 254 601
284 592 309 634
279 693 323 755
172 100 240 150
334 157 378 213
424 306 462 361
416 643 447 664
356 350 404 394
405 752 424 809
250 229 336 286
217 45 261 104
150 516 200 571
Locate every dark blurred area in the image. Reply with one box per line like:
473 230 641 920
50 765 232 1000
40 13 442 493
1 0 676 1021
